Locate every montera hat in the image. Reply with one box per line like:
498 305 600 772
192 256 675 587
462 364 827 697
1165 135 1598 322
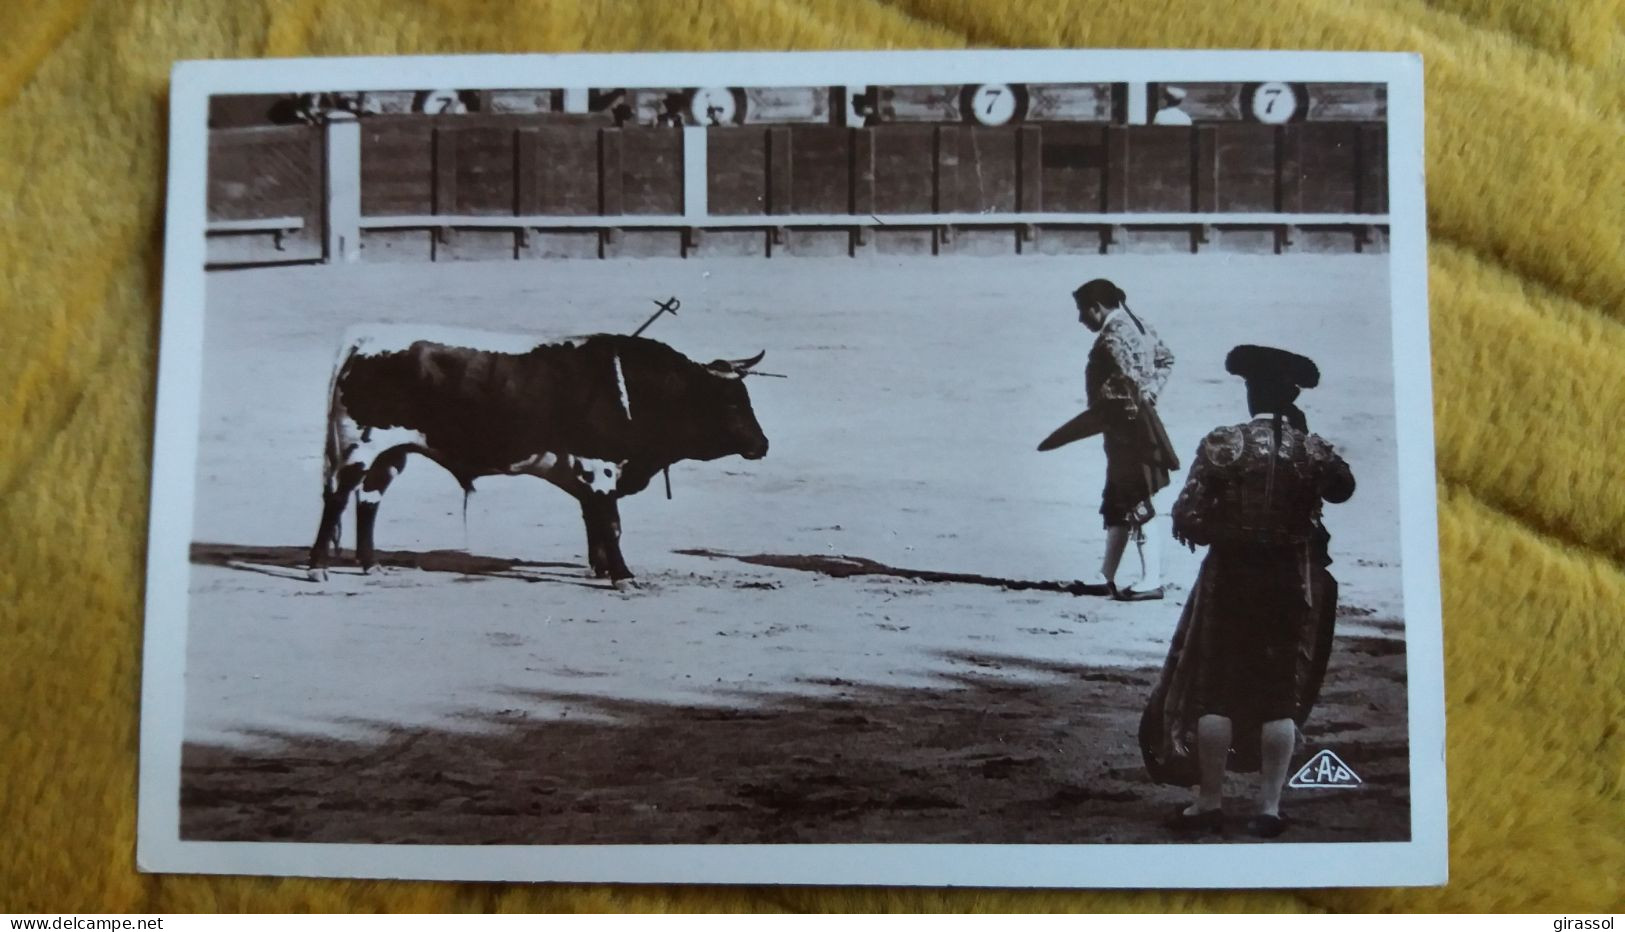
1224 345 1320 390
1072 278 1126 308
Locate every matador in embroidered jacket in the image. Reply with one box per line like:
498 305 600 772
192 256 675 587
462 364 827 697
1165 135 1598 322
1141 344 1355 839
1086 304 1176 420
1070 278 1178 601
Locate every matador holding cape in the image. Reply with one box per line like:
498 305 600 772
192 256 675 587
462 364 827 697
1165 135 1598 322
1140 344 1356 839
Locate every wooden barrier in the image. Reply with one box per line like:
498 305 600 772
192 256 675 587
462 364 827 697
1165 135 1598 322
205 116 1390 265
205 124 323 265
358 115 616 218
693 124 1384 217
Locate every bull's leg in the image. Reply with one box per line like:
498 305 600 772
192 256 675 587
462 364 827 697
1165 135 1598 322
579 497 610 578
356 450 407 574
309 463 365 581
601 498 633 583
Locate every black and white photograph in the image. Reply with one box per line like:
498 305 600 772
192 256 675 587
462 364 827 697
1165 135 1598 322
139 50 1445 887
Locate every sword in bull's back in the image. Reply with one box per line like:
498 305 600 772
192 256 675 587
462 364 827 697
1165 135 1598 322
631 295 787 377
632 296 681 337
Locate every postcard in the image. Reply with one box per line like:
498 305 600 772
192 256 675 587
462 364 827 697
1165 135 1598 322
139 49 1445 887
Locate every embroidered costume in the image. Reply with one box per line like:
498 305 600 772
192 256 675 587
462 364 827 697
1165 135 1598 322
1140 347 1355 784
1085 308 1177 528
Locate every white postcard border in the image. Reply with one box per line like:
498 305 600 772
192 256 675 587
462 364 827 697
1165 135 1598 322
140 48 1444 888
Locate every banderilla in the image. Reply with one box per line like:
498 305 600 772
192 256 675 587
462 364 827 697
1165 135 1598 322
632 296 680 337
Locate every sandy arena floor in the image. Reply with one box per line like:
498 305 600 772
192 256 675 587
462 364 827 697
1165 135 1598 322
179 254 1411 844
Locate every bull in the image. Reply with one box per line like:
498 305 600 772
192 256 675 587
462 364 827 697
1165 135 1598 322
307 326 769 584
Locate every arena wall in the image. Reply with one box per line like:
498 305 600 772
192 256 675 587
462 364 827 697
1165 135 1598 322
204 84 1389 266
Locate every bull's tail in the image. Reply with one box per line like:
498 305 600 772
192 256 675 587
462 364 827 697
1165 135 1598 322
322 347 355 492
321 339 364 551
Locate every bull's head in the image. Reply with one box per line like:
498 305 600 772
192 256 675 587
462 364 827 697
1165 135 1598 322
697 350 769 461
705 350 766 379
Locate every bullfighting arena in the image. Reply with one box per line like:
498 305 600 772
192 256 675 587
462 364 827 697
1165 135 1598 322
181 254 1411 844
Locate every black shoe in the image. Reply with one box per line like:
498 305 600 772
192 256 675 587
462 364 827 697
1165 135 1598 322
1167 804 1224 833
1245 813 1288 838
1114 585 1165 602
1070 579 1118 597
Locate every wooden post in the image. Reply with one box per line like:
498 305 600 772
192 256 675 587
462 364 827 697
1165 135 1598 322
1275 223 1296 255
516 128 541 215
1017 125 1044 212
1357 124 1387 214
1193 125 1218 212
1277 125 1302 213
598 128 624 216
935 125 960 213
682 125 708 221
597 128 622 261
767 127 793 215
325 120 362 263
433 125 458 214
851 128 875 214
1104 126 1129 212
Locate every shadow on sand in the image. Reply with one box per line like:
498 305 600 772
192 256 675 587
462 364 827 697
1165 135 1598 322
180 636 1411 847
194 542 1123 595
677 548 1103 595
190 542 603 589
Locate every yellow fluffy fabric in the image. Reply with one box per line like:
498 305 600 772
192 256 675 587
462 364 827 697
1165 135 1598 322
2 0 1621 913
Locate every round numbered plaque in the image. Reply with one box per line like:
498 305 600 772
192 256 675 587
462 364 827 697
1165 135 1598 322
417 90 464 115
687 87 741 126
1249 81 1300 123
967 84 1020 126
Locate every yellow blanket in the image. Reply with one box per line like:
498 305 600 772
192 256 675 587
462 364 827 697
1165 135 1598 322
3 0 1621 912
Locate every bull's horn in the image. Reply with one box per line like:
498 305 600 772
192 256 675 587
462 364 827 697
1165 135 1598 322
728 350 766 371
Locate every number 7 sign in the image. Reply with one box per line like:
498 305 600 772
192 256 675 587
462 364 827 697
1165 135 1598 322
1250 81 1301 123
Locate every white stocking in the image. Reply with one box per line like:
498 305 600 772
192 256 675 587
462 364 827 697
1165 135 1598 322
1133 517 1164 590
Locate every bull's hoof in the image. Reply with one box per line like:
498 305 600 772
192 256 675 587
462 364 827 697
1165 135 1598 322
360 562 388 576
307 565 329 583
609 575 637 591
